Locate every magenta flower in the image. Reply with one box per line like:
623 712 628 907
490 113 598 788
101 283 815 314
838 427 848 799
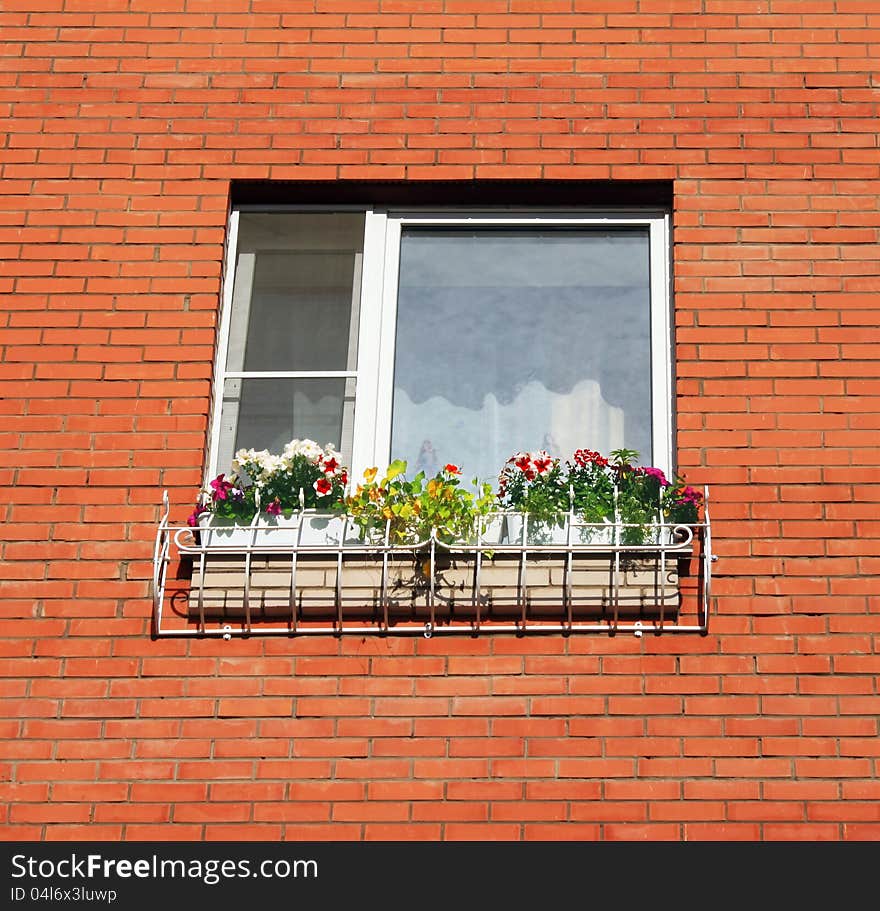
187 504 208 527
265 499 282 516
679 485 702 505
643 466 670 487
209 474 232 501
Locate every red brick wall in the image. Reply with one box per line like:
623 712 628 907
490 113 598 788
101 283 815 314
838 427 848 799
2 1 878 840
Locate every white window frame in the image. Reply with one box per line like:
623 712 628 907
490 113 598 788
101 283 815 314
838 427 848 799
207 207 673 484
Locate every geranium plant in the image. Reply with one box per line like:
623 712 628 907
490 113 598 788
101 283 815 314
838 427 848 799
497 445 702 545
188 439 348 526
342 461 495 546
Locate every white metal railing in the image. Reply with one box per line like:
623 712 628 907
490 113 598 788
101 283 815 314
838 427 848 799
152 488 714 639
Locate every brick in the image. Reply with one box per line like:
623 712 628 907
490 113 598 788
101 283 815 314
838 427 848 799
3 1 879 843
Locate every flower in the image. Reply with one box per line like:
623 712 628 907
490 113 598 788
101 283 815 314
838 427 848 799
343 460 495 546
573 448 608 468
282 438 324 461
533 452 553 475
642 466 670 487
187 504 208 527
497 450 566 531
202 438 349 521
194 439 702 544
209 474 233 501
499 445 702 544
678 485 702 505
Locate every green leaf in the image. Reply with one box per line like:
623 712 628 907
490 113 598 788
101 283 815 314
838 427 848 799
386 459 407 481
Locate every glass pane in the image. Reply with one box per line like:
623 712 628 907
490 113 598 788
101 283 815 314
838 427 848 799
390 228 653 483
227 213 364 373
216 377 355 473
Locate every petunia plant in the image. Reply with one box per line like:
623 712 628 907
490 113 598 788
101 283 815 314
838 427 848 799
495 449 572 542
187 439 348 526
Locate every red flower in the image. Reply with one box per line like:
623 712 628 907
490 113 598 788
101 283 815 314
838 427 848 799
339 470 348 487
514 455 532 473
573 449 608 468
322 456 339 475
314 477 332 497
533 456 553 475
444 463 461 475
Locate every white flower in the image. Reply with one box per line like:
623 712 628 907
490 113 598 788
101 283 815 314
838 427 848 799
257 454 285 481
231 448 273 484
282 438 324 462
281 439 298 456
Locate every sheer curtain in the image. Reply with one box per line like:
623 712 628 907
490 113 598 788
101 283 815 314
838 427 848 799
390 228 653 482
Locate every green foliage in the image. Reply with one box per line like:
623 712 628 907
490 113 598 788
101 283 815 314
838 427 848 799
191 439 703 548
341 462 496 546
498 446 703 545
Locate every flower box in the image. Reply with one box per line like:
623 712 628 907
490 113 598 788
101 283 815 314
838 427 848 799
197 511 357 548
165 439 710 636
184 546 692 627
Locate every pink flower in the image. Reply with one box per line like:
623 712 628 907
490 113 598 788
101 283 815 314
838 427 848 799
265 499 282 516
314 477 332 497
187 504 208 527
643 466 670 487
679 485 702 505
209 474 232 501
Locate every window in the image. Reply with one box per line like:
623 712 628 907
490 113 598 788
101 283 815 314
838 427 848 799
209 208 672 485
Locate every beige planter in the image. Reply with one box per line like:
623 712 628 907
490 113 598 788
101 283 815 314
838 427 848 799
187 548 685 626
